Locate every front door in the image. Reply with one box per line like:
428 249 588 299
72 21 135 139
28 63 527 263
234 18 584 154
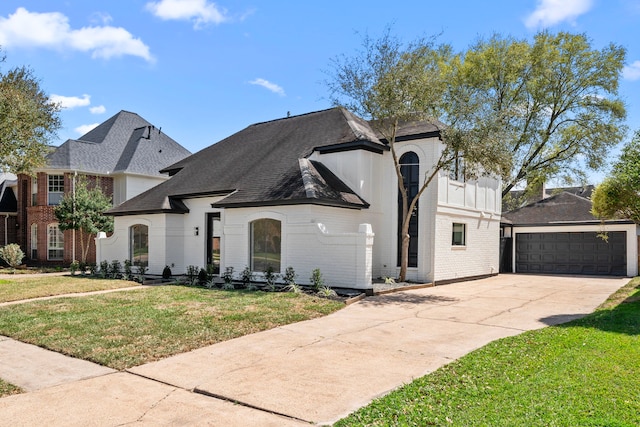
206 213 221 274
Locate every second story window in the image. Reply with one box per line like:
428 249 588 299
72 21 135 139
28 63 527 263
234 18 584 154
31 176 38 206
48 175 64 206
449 156 465 182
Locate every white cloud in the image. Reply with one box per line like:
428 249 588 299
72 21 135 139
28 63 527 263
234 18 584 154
50 94 91 109
249 78 285 96
90 105 106 114
623 60 640 81
146 0 228 28
75 123 100 135
0 7 153 62
524 0 593 28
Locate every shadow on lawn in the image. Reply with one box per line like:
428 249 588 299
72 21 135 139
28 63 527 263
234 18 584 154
541 298 640 336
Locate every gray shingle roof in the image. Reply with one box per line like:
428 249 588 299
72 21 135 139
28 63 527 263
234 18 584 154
109 107 410 215
502 191 631 225
46 111 191 176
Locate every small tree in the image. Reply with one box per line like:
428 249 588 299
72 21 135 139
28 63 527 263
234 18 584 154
54 176 114 264
0 244 24 271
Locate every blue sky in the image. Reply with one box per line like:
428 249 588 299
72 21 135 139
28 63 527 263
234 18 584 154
1 0 639 184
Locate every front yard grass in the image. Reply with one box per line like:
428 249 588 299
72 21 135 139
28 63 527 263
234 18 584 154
336 278 640 427
0 276 139 303
0 379 22 398
0 285 343 370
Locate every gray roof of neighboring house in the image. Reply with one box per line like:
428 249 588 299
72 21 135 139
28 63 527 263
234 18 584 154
46 111 191 177
0 178 17 213
109 107 440 216
504 185 595 212
502 191 631 225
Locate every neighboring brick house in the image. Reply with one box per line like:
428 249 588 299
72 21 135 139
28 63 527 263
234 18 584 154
0 173 18 248
15 111 191 265
99 108 503 290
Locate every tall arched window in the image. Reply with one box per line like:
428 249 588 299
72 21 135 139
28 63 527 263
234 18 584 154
130 224 149 266
398 152 419 267
47 223 64 261
250 219 281 272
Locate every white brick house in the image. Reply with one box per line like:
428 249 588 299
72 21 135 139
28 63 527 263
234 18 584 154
97 108 501 290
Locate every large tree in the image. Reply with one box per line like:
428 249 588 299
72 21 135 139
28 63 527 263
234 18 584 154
0 53 61 174
459 32 627 199
55 176 114 263
591 130 640 224
325 31 507 281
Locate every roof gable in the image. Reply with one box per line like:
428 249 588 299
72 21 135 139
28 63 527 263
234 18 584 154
45 111 191 177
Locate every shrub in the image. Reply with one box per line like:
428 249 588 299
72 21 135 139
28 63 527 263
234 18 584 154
110 260 122 279
78 261 87 276
222 266 234 286
162 265 172 279
88 263 97 276
198 268 208 284
135 263 148 282
264 266 279 292
0 244 24 270
240 266 253 288
99 260 109 278
185 265 199 286
283 266 297 286
316 285 337 297
310 268 324 291
123 259 132 280
69 260 79 276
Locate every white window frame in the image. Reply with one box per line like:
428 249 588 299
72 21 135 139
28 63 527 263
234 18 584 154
452 223 467 246
48 175 64 206
47 224 64 260
30 223 38 259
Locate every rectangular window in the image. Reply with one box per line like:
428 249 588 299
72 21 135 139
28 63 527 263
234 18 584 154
48 175 64 206
31 177 38 206
452 223 466 246
48 224 64 260
31 224 38 259
130 224 149 267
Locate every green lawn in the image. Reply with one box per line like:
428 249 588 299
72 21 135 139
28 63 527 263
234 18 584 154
0 276 139 303
0 378 22 398
336 278 640 427
0 285 343 370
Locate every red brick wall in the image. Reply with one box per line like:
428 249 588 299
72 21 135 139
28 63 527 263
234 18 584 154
17 172 114 265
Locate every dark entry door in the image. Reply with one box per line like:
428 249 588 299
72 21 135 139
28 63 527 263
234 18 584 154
206 213 221 274
515 231 626 276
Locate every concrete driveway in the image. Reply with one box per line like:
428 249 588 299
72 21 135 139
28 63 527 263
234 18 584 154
0 274 628 426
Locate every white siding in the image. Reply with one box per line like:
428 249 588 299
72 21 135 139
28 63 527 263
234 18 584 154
113 174 168 206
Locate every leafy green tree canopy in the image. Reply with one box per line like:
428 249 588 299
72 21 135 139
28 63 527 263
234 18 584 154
0 52 61 174
459 32 627 196
55 176 114 263
592 130 640 223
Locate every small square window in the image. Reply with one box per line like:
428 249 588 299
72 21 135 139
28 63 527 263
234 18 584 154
452 223 466 246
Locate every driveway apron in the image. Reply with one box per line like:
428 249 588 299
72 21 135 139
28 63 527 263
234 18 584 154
0 274 628 426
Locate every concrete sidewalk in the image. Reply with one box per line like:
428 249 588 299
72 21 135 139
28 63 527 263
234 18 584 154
0 274 629 426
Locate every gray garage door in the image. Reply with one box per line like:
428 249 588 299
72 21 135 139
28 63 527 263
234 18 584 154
516 231 627 276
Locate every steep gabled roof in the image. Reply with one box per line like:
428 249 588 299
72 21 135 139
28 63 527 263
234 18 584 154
45 111 191 176
502 191 631 225
109 108 393 215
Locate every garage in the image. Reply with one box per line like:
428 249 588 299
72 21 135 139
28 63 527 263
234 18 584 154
515 231 627 276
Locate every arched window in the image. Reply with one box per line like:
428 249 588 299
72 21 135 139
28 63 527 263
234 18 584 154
47 223 64 260
130 224 149 266
250 219 281 272
398 152 419 267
